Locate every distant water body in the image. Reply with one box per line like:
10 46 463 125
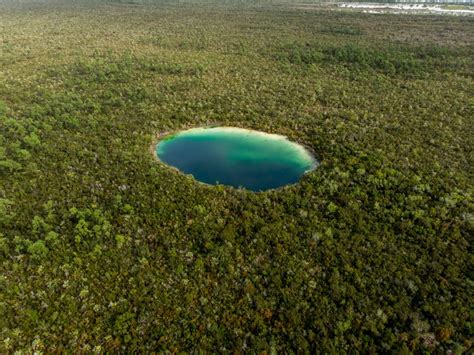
344 0 473 2
338 2 474 15
156 127 317 192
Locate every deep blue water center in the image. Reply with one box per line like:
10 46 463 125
156 127 317 192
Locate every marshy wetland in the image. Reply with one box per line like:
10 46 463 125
0 1 472 353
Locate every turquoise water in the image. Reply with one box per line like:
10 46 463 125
156 127 317 191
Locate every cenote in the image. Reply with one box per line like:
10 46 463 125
156 127 317 192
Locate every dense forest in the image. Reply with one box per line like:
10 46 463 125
0 1 473 352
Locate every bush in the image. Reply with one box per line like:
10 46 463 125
27 240 48 261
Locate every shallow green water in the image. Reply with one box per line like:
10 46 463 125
156 127 317 191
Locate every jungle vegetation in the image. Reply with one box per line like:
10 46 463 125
0 1 473 353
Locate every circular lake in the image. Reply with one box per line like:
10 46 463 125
156 127 317 192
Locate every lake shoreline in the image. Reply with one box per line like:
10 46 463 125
150 125 318 192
